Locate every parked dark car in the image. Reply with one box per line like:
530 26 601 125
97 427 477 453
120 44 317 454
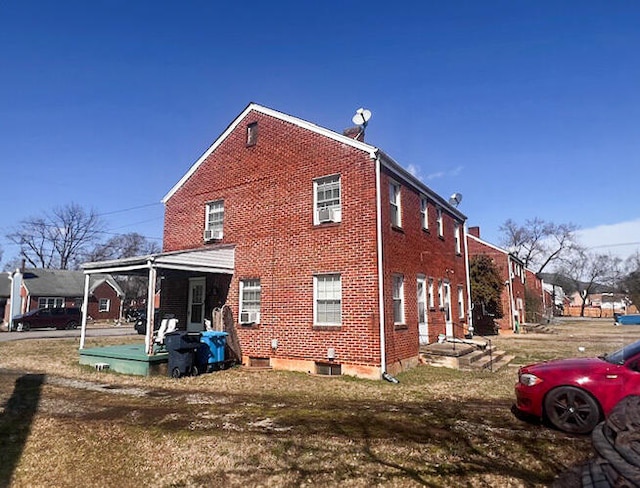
515 339 640 434
11 307 82 331
134 309 162 335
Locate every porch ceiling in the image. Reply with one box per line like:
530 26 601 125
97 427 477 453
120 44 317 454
81 245 235 276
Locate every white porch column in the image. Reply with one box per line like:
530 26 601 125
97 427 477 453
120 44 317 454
145 263 157 356
79 274 91 349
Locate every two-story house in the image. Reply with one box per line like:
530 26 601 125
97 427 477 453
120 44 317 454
84 104 471 379
467 226 525 333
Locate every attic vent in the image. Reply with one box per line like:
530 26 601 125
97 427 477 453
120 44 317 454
247 122 258 146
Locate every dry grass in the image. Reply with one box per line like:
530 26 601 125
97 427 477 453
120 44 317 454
1 318 639 487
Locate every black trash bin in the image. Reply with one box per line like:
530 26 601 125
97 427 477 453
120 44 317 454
165 331 202 378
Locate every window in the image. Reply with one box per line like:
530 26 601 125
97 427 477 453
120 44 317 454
205 200 224 240
392 274 405 324
437 208 443 237
246 122 258 146
428 278 435 309
99 298 110 313
314 274 342 325
421 197 429 230
389 182 401 227
438 279 444 309
314 175 341 224
38 297 63 309
454 223 461 254
458 286 465 319
417 276 427 324
239 279 261 324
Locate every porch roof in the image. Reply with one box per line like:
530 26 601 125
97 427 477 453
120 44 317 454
81 245 235 275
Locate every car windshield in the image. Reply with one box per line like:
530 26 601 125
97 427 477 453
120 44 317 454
601 340 640 365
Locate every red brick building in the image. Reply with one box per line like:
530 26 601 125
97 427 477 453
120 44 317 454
467 227 525 333
87 104 471 379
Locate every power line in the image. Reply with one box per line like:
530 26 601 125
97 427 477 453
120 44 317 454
96 202 163 216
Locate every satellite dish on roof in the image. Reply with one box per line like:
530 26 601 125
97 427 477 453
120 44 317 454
352 108 372 127
449 192 463 207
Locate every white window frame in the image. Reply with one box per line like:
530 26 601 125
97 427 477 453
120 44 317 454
438 279 444 309
457 286 465 319
428 278 435 309
389 182 401 227
313 175 342 224
314 274 342 325
420 197 429 230
417 275 427 325
98 298 111 313
392 274 405 324
454 222 461 254
205 200 224 239
239 279 261 324
38 297 64 309
437 207 443 237
246 122 258 146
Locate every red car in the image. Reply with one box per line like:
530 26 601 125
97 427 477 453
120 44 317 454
515 340 640 434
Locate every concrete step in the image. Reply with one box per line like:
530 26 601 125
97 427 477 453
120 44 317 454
491 354 516 372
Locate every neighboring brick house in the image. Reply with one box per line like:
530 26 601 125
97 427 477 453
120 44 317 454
524 268 547 322
7 268 124 322
467 227 525 333
88 103 470 379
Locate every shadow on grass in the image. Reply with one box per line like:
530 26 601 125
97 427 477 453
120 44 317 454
0 373 45 486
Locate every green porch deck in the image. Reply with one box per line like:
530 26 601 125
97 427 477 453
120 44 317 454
79 344 168 376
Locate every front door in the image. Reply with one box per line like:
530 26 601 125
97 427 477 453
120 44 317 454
417 276 429 345
444 281 453 337
187 277 206 332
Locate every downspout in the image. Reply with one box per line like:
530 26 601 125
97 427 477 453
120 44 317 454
463 223 473 336
374 153 387 376
79 274 90 349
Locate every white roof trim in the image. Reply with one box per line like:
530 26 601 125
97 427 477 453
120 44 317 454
466 233 523 263
162 103 379 203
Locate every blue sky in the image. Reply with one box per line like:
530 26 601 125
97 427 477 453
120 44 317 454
1 1 639 267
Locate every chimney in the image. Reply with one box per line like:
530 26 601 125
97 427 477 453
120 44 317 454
343 126 364 142
468 226 480 238
20 258 26 273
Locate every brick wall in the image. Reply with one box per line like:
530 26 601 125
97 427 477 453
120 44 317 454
163 110 382 376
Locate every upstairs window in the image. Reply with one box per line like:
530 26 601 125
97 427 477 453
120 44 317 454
314 175 341 224
239 279 261 324
314 274 342 325
454 223 461 254
437 208 444 237
246 122 258 146
390 182 401 227
421 197 429 230
205 200 224 241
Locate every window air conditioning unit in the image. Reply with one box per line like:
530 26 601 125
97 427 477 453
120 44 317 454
318 207 334 223
204 229 223 241
240 311 260 324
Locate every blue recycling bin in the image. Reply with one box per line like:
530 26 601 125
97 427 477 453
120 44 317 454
197 331 228 372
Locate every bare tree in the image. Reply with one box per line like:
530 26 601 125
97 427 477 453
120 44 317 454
621 251 640 309
8 203 106 270
84 232 161 262
499 218 581 274
557 251 620 317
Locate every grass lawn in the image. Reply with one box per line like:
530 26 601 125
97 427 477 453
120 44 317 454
1 318 638 487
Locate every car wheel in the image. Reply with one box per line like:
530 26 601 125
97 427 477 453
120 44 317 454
190 365 199 377
544 386 601 434
66 321 78 330
171 367 182 379
17 322 30 332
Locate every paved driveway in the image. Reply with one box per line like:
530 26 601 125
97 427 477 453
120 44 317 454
0 326 138 342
